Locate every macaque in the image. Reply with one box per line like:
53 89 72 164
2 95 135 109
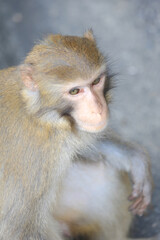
0 30 155 240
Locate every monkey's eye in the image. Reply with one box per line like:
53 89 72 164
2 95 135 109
69 88 80 95
92 77 101 85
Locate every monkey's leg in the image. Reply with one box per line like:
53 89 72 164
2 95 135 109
55 162 132 240
90 173 132 240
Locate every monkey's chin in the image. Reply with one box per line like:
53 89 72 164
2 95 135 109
77 120 108 133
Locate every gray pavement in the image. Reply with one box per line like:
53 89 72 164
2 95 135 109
0 0 160 238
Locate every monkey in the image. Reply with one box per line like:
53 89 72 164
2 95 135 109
0 30 154 240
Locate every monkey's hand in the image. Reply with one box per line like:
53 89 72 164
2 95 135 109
128 152 153 216
95 137 153 216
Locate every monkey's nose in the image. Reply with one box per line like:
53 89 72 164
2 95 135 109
92 106 102 115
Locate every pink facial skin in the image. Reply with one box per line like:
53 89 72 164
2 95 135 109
64 74 108 133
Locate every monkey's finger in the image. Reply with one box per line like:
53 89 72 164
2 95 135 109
138 206 148 216
130 202 146 216
135 203 148 216
138 198 150 214
143 196 151 208
133 196 150 216
129 196 143 211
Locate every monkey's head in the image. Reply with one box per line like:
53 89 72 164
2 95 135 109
21 30 112 133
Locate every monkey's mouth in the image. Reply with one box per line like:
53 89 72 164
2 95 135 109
83 120 107 127
77 119 108 132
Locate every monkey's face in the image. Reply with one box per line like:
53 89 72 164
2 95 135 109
22 32 111 133
63 73 109 133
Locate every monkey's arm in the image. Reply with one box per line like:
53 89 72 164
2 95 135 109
96 132 153 216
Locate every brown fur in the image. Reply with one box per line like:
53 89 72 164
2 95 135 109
0 31 106 240
0 31 155 240
24 33 105 83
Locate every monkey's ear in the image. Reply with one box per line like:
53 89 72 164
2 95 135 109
20 64 38 92
83 29 95 42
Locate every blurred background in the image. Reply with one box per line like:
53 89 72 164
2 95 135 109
0 0 160 238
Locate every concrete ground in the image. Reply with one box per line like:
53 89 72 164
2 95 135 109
0 0 160 238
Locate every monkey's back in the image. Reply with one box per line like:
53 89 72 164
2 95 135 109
0 67 54 196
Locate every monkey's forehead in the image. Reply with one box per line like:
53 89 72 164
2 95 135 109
45 64 107 83
25 34 106 79
44 34 102 60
